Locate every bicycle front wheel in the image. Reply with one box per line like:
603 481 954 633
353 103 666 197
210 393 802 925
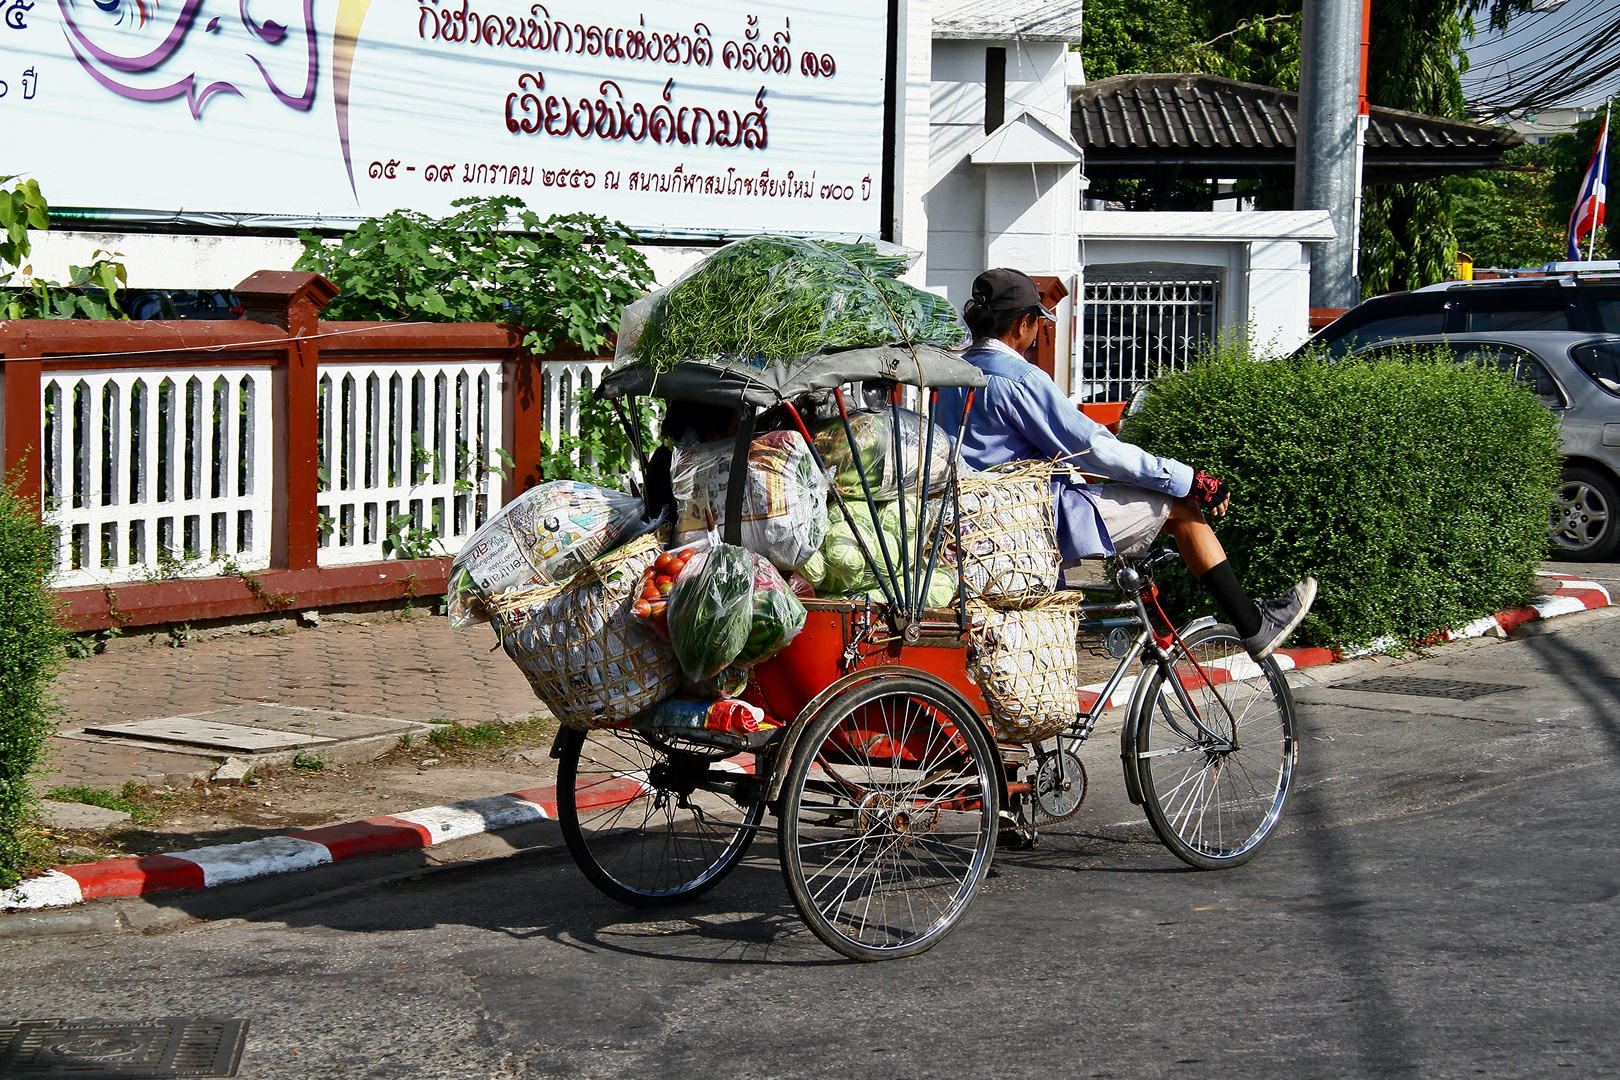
557 726 763 907
1133 623 1296 869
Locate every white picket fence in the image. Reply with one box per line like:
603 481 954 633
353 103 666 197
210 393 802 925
315 359 506 567
42 367 276 589
42 354 633 587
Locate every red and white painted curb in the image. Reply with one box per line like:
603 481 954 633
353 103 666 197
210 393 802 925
1075 571 1610 711
5 573 1609 914
1 786 562 912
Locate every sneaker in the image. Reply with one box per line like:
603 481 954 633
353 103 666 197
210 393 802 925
1243 577 1318 660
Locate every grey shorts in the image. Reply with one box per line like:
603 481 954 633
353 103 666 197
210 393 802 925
1091 484 1176 556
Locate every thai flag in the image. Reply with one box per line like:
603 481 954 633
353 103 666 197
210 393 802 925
1568 112 1610 261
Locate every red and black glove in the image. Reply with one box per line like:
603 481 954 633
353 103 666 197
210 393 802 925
1191 470 1230 511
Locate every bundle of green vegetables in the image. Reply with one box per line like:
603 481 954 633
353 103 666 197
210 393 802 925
616 236 968 372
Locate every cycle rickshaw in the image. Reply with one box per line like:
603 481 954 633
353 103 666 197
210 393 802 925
543 342 1297 962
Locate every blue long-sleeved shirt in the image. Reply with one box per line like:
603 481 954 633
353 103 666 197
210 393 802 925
936 338 1193 558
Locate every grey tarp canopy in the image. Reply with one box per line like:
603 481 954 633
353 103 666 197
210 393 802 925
596 344 987 409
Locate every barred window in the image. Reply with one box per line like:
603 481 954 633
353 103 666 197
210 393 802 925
1079 270 1219 402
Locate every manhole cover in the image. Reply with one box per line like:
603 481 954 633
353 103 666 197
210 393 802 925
1340 676 1527 701
81 718 337 754
0 1017 247 1078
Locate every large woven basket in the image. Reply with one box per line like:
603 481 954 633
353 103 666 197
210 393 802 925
955 461 1060 609
967 599 1082 744
488 528 678 731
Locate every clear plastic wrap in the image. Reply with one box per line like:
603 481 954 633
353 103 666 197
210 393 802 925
666 544 757 681
670 429 829 571
615 235 967 372
811 408 955 500
447 481 652 627
735 554 807 666
810 510 958 607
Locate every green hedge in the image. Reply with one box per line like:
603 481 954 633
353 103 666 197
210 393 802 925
0 480 63 886
1119 346 1564 648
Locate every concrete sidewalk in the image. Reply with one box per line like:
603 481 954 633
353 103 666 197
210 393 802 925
47 615 540 790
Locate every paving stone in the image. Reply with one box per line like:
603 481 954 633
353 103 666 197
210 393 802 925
39 799 131 830
46 617 544 792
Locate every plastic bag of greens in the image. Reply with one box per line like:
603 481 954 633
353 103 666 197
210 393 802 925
736 554 807 666
811 408 955 500
447 481 653 628
615 235 967 373
670 429 828 571
666 544 756 681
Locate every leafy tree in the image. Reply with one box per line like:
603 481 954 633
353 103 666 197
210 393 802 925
1076 0 1202 82
1448 143 1577 269
1543 115 1619 260
296 196 656 356
0 174 127 320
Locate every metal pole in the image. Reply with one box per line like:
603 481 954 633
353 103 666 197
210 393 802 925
1295 0 1364 308
1590 97 1611 263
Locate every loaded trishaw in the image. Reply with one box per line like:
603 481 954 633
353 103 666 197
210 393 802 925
449 238 1297 962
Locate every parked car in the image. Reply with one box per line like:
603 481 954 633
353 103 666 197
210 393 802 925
1348 331 1620 561
1309 274 1620 358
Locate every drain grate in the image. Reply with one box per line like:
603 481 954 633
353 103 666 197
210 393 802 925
0 1017 247 1078
1340 676 1527 701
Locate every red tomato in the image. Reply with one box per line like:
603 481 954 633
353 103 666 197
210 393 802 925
653 552 674 573
654 574 672 587
641 584 660 601
632 599 653 619
649 600 666 616
679 548 696 559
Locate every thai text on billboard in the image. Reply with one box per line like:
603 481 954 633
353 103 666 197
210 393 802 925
0 0 889 235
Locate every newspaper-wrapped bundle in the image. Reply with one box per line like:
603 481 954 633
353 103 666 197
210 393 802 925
671 429 829 572
447 480 652 628
968 601 1082 744
953 462 1060 608
488 530 678 731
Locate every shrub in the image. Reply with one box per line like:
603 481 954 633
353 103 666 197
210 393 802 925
1119 344 1564 648
294 196 655 356
0 479 65 886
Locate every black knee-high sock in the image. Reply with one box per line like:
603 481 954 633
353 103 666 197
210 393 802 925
1198 560 1263 639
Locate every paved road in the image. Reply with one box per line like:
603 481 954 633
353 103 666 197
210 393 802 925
5 608 1620 1078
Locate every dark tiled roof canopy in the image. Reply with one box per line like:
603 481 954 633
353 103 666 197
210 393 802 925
1074 73 1521 185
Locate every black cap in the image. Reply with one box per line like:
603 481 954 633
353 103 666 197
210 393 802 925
970 268 1056 322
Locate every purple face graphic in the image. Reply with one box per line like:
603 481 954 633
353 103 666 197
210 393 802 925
59 0 317 118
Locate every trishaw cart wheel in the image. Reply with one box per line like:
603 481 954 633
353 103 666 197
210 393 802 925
779 675 999 961
557 726 764 907
1133 622 1297 869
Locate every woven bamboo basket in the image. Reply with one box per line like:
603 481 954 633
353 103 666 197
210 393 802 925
967 596 1083 744
954 461 1061 610
488 528 679 731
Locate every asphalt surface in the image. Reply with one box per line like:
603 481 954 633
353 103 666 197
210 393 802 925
4 601 1620 1078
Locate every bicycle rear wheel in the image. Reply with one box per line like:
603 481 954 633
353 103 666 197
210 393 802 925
557 726 763 907
1132 623 1296 869
779 676 999 961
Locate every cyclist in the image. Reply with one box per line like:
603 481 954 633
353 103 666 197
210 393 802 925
937 268 1316 661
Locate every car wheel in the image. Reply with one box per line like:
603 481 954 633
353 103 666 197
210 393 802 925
1550 466 1620 561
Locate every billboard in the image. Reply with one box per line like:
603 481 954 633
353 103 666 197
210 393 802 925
0 0 889 236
